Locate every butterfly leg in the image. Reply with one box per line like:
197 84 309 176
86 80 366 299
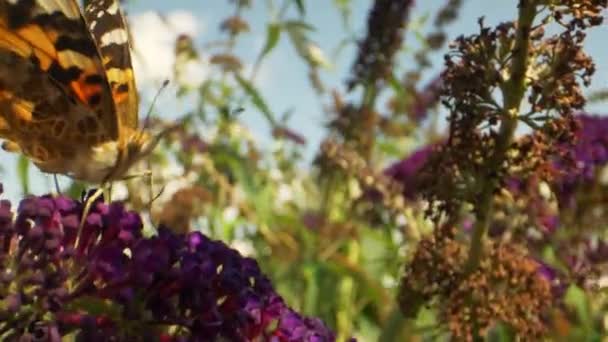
108 182 113 202
122 170 167 231
75 187 105 248
146 169 157 232
53 174 62 195
147 186 168 233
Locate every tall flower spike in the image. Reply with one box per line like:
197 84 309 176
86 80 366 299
347 0 414 90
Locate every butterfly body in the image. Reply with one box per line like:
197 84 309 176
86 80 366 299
30 128 154 183
0 0 157 183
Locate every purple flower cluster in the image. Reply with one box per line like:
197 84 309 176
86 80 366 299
0 188 337 341
384 144 436 199
554 114 608 208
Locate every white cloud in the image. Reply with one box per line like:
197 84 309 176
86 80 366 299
165 10 200 36
129 10 204 87
176 58 209 89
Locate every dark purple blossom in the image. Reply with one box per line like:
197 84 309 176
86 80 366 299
0 188 338 341
554 114 608 208
384 143 437 199
536 262 568 299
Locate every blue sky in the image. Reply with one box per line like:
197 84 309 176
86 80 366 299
2 1 608 200
121 0 607 152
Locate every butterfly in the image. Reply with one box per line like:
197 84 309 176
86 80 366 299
0 0 165 185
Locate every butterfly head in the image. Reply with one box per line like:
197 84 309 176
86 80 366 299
108 79 175 181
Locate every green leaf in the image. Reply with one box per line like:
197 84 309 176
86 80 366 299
293 0 305 16
66 181 86 199
334 0 352 28
66 296 122 319
303 263 319 314
587 89 608 103
283 20 315 33
486 323 515 342
333 0 351 11
564 285 592 331
234 74 277 126
388 72 404 95
284 20 330 68
259 23 282 61
17 155 29 195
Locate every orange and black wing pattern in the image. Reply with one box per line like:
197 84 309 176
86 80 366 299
84 0 139 130
0 0 120 166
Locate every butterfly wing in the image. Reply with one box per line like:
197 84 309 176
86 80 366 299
84 0 139 130
0 0 119 165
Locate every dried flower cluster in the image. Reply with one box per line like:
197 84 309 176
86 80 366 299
221 16 250 35
443 242 552 340
491 114 608 290
0 189 337 341
156 186 210 233
391 113 608 301
395 0 607 338
210 53 243 72
398 226 464 318
326 95 379 157
421 0 605 217
319 139 405 215
399 227 552 340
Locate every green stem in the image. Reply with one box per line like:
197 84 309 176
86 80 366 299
378 305 408 342
463 0 537 275
357 85 378 162
250 0 291 82
336 240 358 341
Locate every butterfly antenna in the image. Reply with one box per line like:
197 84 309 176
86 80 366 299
143 79 170 130
53 174 61 195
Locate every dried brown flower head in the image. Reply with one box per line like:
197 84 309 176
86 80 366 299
444 242 552 340
421 0 605 218
326 92 380 159
398 226 464 318
175 34 197 59
156 186 211 233
399 227 553 339
220 16 250 35
318 139 406 215
210 53 243 72
549 0 606 29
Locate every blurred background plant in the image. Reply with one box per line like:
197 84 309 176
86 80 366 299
7 0 608 340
